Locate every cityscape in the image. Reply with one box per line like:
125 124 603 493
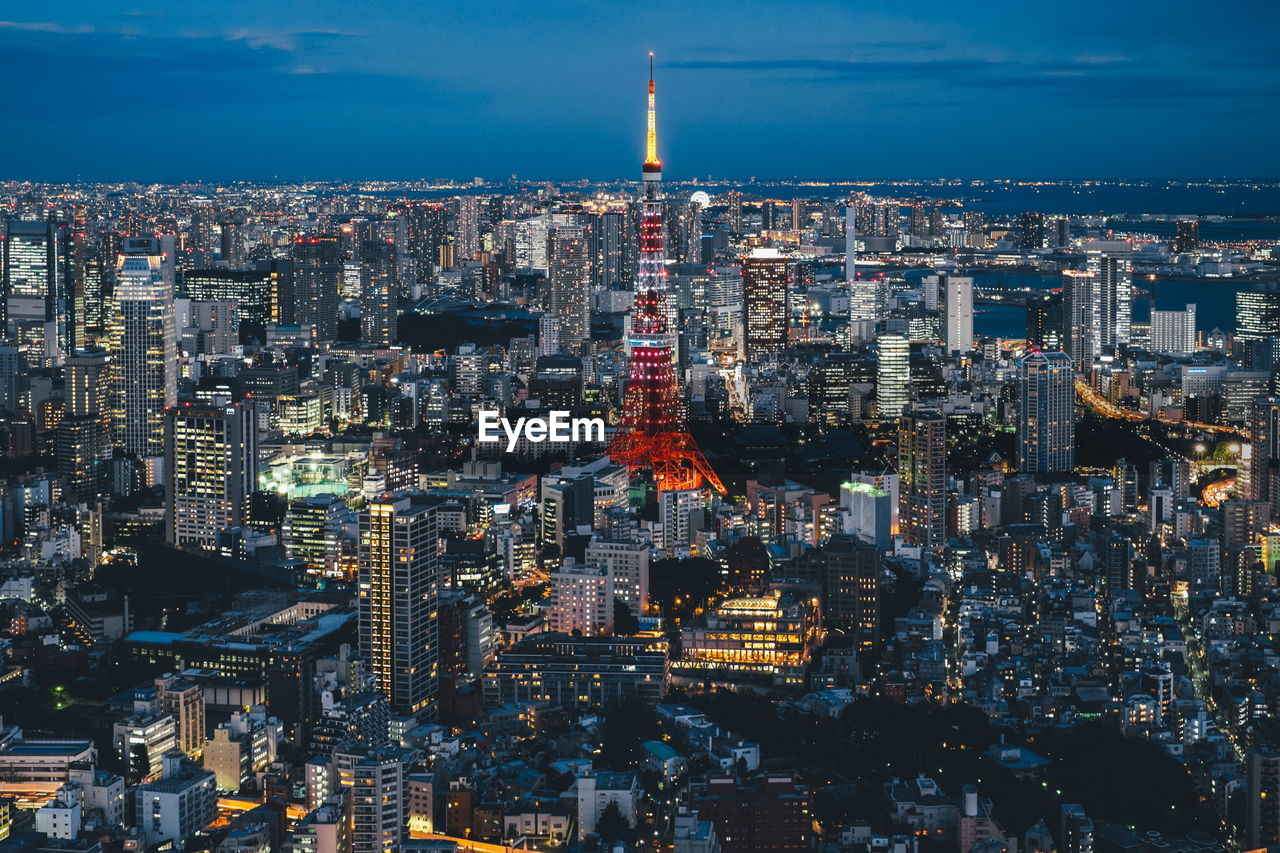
2 4 1280 853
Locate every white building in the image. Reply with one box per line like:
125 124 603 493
1151 303 1197 355
573 770 641 839
549 559 614 636
133 754 217 848
585 538 650 617
109 254 177 458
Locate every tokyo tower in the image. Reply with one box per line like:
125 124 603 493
608 54 725 494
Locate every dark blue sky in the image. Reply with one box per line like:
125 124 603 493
3 0 1277 181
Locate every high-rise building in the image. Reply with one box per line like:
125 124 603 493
2 219 71 364
456 196 481 261
742 249 788 359
358 496 440 717
333 744 413 853
1251 399 1280 513
877 333 910 420
1017 351 1075 474
109 254 176 458
584 538 649 618
165 401 258 552
291 235 342 341
359 240 398 347
547 224 591 355
1016 212 1046 250
1237 284 1280 344
548 560 614 636
1173 219 1199 253
1026 290 1066 351
898 409 946 549
823 535 881 650
1083 240 1133 353
1150 303 1196 355
942 275 974 354
283 494 347 576
57 346 112 502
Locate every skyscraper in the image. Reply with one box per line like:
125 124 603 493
1084 240 1133 353
1016 212 1046 250
1174 219 1199 253
547 224 591 355
877 333 910 421
1251 399 1280 513
1062 269 1096 372
290 235 342 341
742 248 788 360
109 254 177 458
358 495 440 716
359 239 398 347
456 196 481 261
165 400 258 552
1018 351 1075 474
2 219 71 364
57 346 112 503
898 409 946 549
1150 304 1196 355
1237 284 1280 344
942 275 974 354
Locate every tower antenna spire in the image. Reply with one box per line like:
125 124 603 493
644 52 660 176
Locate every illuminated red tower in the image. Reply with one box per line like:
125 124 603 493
608 55 725 494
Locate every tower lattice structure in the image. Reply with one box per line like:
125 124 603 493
608 55 725 494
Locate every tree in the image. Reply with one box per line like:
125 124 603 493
613 599 640 635
596 800 633 843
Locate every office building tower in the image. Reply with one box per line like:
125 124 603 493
1083 240 1133 352
457 196 481 261
3 219 71 364
548 560 614 636
359 240 398 346
1062 270 1095 371
283 494 347 575
57 346 112 503
1026 290 1066 351
358 496 440 717
182 268 273 330
592 210 627 289
109 254 176 458
760 200 777 231
1238 284 1280 344
165 400 258 552
1150 303 1196 355
877 333 910 420
1017 351 1075 474
1252 399 1280 512
844 205 857 282
942 275 974 353
742 249 788 359
898 409 946 549
547 224 591 355
1174 219 1199 253
1016 212 1046 250
823 535 881 650
584 538 649 617
291 235 342 341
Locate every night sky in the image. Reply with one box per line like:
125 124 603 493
2 0 1277 182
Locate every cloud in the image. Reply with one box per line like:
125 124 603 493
669 51 1280 108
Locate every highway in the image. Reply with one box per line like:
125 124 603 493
1074 380 1250 438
